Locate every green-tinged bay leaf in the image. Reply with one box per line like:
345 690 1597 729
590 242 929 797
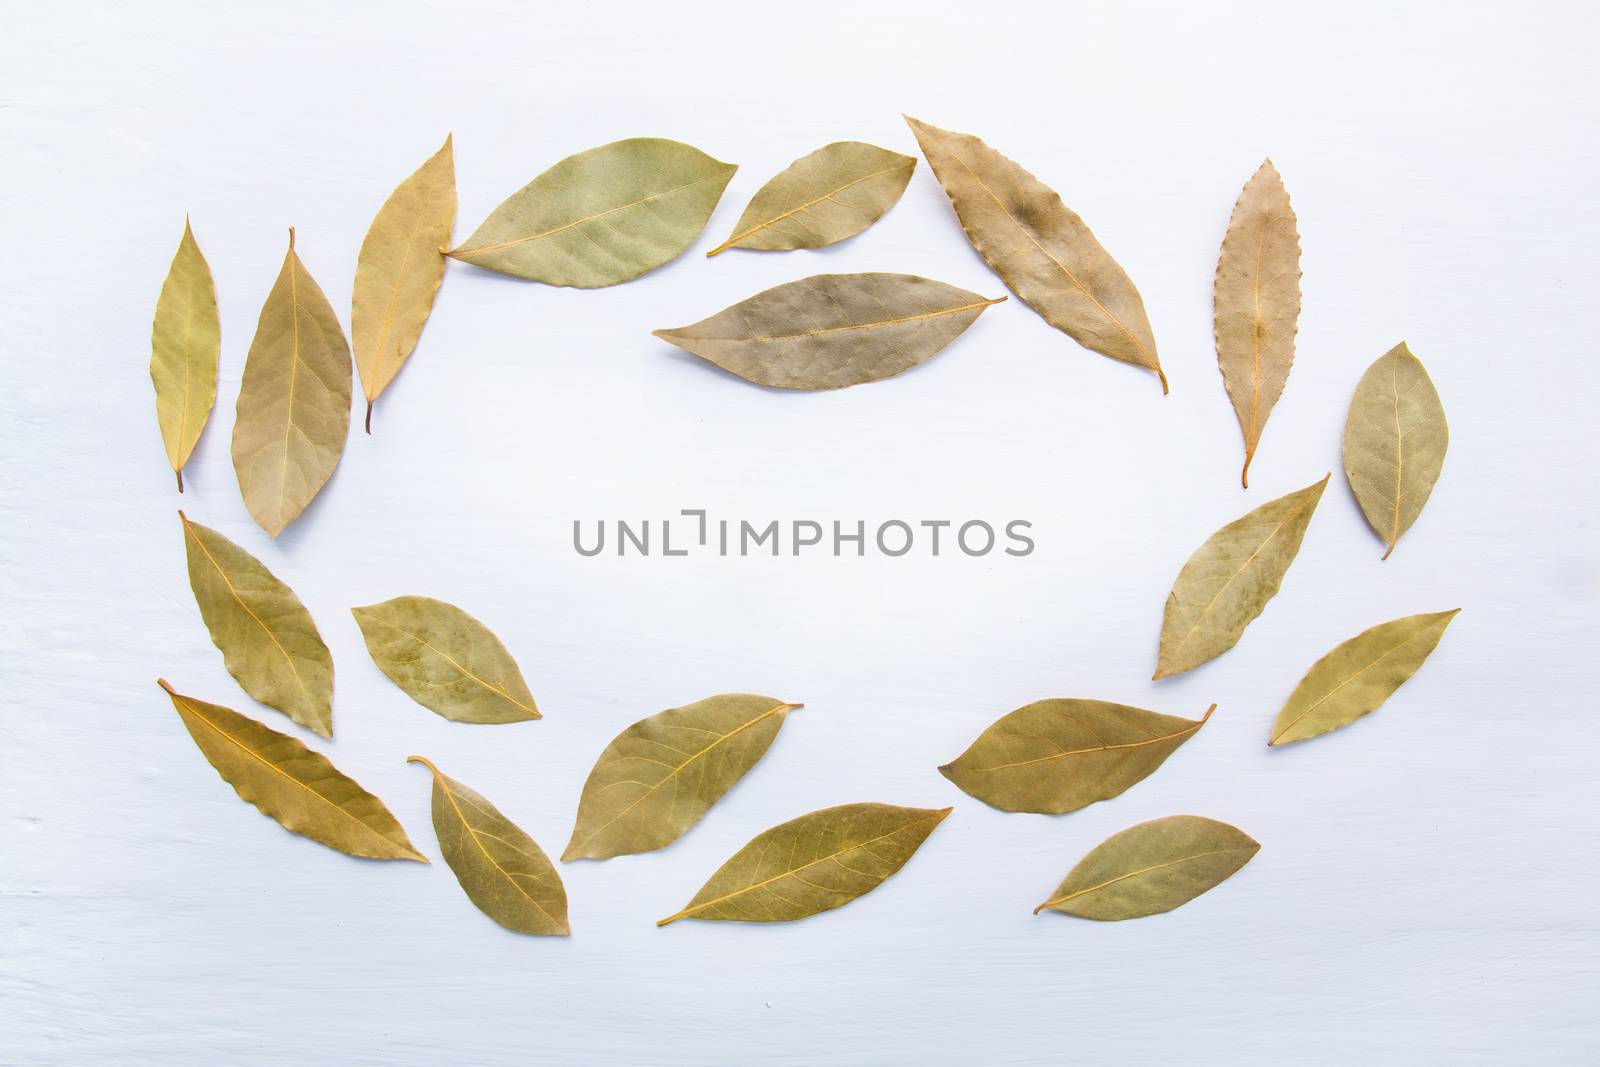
180 511 334 737
1035 815 1258 921
706 141 915 256
351 596 538 724
940 700 1215 814
653 273 1004 390
564 694 798 861
658 803 949 925
157 680 423 862
1215 160 1302 487
905 116 1166 392
1155 475 1329 680
1343 342 1450 559
231 229 352 536
408 756 568 935
1269 610 1459 746
149 218 220 492
448 138 735 287
353 135 456 433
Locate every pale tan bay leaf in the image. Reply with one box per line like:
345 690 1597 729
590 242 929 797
1342 342 1450 559
158 680 424 862
658 803 949 925
905 116 1165 392
1155 475 1329 679
150 218 220 492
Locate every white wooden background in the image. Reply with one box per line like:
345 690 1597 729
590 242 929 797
3 1 1597 1063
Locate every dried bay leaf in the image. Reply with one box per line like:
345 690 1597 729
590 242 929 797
1215 160 1302 487
1343 342 1450 559
1035 815 1258 921
1269 610 1459 746
652 273 1004 389
706 141 915 256
448 138 735 287
180 511 334 737
408 756 568 935
1155 475 1329 680
353 135 456 433
564 694 799 861
940 700 1215 814
231 229 352 537
149 218 220 492
157 680 424 862
658 803 949 925
351 596 538 724
905 116 1166 392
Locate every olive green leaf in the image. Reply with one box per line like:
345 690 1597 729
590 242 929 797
231 229 352 537
353 135 456 433
705 141 915 256
1342 342 1450 559
351 596 538 724
179 511 334 737
407 756 568 935
157 680 424 862
1155 475 1329 680
653 273 1004 390
1035 815 1258 921
658 803 949 926
1269 610 1460 746
905 116 1166 392
149 218 220 492
1215 160 1302 487
940 700 1215 814
564 694 799 862
448 138 736 287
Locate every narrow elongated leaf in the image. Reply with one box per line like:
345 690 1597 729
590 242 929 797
231 229 352 536
940 700 1215 814
351 596 538 724
658 803 949 925
1215 160 1302 487
706 141 915 256
1343 342 1450 559
157 680 423 862
408 756 568 935
448 138 736 287
905 116 1166 392
653 273 1004 389
1155 475 1328 679
564 694 799 861
180 511 334 737
1269 610 1459 746
353 135 456 433
1035 815 1258 920
149 218 220 491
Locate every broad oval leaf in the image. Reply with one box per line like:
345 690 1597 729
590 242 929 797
706 141 915 256
563 694 798 861
658 802 949 925
1215 160 1302 487
940 700 1215 814
149 218 219 492
351 595 538 724
231 229 352 536
1035 814 1258 920
905 116 1166 392
158 680 423 861
1342 342 1450 559
353 135 456 433
1155 475 1328 680
448 138 736 287
1269 609 1459 746
408 756 568 935
180 511 334 737
653 273 1004 390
